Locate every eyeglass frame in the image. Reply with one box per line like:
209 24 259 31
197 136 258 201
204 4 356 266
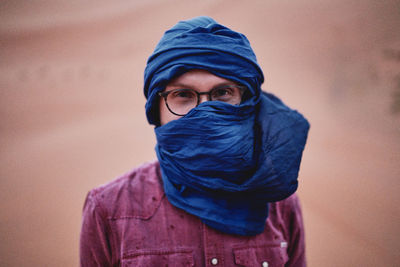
158 85 247 116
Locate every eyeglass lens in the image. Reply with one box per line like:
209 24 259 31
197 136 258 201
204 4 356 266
165 86 243 116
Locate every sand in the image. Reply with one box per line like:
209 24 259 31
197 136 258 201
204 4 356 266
1 0 399 266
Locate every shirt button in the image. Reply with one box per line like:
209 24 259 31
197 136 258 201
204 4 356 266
262 261 269 267
211 258 218 265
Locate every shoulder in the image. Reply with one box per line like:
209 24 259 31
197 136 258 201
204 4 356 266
85 160 164 220
89 160 161 197
275 193 301 210
269 193 303 225
266 193 304 245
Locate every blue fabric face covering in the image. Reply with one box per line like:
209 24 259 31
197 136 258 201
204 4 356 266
144 16 310 236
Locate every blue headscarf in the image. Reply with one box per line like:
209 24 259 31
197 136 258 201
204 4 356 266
144 16 310 235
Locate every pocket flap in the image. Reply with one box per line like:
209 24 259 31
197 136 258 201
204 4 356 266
234 244 288 267
122 248 194 267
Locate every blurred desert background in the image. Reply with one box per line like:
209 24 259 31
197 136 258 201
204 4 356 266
1 0 399 266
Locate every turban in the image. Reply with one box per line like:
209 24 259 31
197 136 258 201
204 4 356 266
143 16 310 235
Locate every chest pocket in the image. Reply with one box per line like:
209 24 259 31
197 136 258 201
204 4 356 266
121 248 194 267
233 244 289 267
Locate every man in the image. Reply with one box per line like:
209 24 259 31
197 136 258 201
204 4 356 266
80 16 309 266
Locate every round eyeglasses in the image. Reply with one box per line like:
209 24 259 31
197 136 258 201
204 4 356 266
158 85 246 116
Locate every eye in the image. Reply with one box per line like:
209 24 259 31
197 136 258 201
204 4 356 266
211 86 235 99
170 89 196 100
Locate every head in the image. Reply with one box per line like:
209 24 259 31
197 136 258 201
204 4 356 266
143 16 264 126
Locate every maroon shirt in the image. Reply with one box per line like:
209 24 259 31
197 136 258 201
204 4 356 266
80 161 306 266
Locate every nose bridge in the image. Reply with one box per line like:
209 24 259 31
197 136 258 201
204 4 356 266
198 92 210 103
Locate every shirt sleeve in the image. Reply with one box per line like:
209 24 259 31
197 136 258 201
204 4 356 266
284 194 306 267
80 190 113 267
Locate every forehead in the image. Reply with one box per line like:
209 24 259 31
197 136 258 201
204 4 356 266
166 69 236 88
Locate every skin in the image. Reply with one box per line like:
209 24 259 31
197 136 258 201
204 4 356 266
159 69 240 125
